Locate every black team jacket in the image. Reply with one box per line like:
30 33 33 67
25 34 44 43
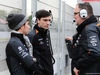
6 32 37 75
66 16 100 75
28 25 55 75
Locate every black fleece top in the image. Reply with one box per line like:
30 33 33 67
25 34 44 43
32 25 54 75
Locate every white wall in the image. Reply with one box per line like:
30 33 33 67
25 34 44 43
0 0 22 14
0 0 22 8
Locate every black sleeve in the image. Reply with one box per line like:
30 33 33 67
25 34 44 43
96 25 100 39
9 40 36 71
65 39 73 58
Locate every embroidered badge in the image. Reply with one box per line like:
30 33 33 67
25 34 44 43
18 46 28 58
90 36 97 46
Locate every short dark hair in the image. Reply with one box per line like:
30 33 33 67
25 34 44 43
78 2 93 17
35 9 50 20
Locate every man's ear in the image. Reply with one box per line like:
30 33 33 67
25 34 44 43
20 25 24 30
37 18 40 24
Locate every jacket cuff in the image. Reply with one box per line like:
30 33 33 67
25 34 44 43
75 62 81 70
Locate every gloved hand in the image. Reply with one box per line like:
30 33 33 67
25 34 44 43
34 60 44 75
65 39 73 58
65 39 72 45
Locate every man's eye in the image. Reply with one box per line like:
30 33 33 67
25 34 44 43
43 19 51 21
44 19 47 21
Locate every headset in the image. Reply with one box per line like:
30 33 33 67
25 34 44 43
49 10 53 26
73 9 87 23
32 10 53 26
32 16 37 25
79 9 88 19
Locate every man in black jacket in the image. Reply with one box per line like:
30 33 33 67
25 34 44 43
28 10 55 75
65 2 100 75
6 13 37 75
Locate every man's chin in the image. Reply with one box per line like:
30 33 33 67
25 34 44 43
76 23 79 26
44 27 49 30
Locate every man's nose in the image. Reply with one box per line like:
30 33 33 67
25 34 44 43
47 21 50 25
29 25 31 29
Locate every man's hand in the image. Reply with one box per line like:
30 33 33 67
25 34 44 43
65 37 73 44
66 37 73 40
73 67 80 75
33 58 37 62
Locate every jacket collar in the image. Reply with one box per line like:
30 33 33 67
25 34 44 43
11 31 25 44
76 15 97 34
34 25 48 35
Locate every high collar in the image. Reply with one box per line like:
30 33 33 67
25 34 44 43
34 25 48 35
11 31 25 44
76 15 97 34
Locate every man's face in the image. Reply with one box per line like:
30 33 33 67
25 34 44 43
74 5 85 26
22 21 31 35
37 16 51 30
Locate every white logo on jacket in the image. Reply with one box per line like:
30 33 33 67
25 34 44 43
38 38 44 45
90 36 97 46
18 46 28 58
